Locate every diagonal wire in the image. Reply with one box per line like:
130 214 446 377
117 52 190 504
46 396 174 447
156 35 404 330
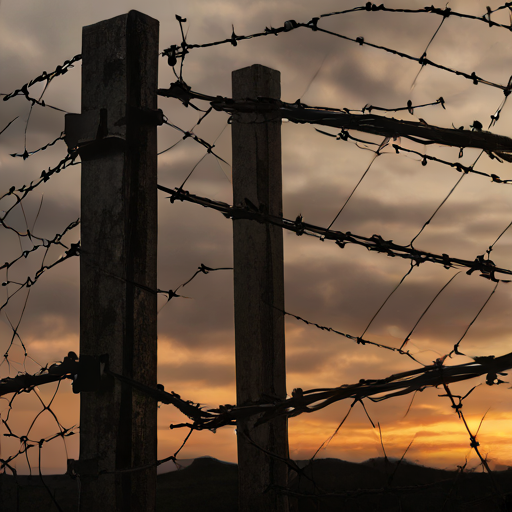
400 271 461 350
360 261 416 339
450 282 499 357
327 152 380 230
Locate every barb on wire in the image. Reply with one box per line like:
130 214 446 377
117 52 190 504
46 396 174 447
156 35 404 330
162 4 512 64
315 127 383 148
0 218 80 274
399 272 460 350
359 97 445 115
0 353 79 398
158 107 213 156
0 152 79 227
1 352 78 473
408 147 486 248
450 282 500 358
159 82 512 157
0 116 19 136
163 348 512 432
392 145 512 183
321 4 512 32
1 240 80 311
161 9 512 93
10 132 65 160
278 307 423 365
105 369 214 423
486 219 512 260
360 262 416 339
162 118 229 166
2 54 82 107
157 263 232 312
159 185 512 283
410 14 447 89
313 23 509 91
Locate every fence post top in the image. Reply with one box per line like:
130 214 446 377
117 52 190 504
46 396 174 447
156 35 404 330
233 63 280 75
83 10 158 31
232 64 280 99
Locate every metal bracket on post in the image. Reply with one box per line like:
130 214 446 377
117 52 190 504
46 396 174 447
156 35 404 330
64 109 112 154
72 354 110 394
64 106 163 157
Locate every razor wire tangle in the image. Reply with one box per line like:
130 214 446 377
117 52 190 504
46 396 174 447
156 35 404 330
160 178 512 471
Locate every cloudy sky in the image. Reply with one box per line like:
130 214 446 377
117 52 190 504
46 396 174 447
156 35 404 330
2 0 512 476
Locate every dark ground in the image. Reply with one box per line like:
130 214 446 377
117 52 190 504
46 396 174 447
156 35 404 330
2 457 512 511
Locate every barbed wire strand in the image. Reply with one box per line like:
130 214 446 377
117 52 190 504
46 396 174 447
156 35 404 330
279 306 423 364
11 132 65 161
0 116 19 137
160 186 512 283
360 262 415 339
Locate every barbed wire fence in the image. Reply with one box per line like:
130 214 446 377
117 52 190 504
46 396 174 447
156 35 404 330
1 3 512 511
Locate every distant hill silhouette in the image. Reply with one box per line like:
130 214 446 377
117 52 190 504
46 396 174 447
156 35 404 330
1 456 511 511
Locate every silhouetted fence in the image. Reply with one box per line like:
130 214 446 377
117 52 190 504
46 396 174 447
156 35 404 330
2 4 512 512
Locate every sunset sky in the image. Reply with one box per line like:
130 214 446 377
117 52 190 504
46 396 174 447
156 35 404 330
2 0 512 476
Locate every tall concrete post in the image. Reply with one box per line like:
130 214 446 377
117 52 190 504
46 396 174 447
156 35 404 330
232 64 289 512
74 11 158 512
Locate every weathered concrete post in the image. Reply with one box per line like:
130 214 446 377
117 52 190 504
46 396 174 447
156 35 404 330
73 11 158 512
232 64 289 512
